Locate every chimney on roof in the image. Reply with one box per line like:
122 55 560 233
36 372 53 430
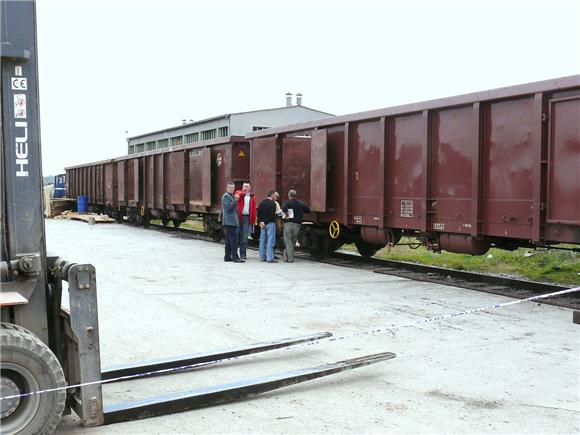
182 119 187 125
296 93 303 106
285 92 293 107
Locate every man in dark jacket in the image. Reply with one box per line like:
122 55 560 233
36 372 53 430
282 189 310 262
257 190 278 263
234 182 256 260
221 182 244 263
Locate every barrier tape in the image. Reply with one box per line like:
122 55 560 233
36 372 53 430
1 286 578 401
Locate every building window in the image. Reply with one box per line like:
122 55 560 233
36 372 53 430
135 143 145 153
200 129 217 141
218 126 228 137
252 126 269 131
129 145 135 154
146 141 156 151
171 136 183 146
185 132 199 143
157 139 168 149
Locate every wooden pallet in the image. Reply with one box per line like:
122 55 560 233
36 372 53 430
55 210 116 223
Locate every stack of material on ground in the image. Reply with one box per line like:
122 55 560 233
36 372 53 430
54 210 115 224
43 188 76 218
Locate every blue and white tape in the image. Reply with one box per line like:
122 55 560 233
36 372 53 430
1 286 578 401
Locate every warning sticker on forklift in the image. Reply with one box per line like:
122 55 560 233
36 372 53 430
400 200 414 218
14 94 26 118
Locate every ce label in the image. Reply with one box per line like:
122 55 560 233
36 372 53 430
11 78 28 90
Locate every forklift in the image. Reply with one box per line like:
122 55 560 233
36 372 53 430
0 1 395 433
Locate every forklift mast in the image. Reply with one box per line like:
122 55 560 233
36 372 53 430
1 2 394 434
1 0 50 341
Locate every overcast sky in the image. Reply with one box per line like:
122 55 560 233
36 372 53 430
36 0 579 175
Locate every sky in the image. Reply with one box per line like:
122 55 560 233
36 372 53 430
35 0 579 175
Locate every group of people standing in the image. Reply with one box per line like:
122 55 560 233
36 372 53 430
221 182 310 264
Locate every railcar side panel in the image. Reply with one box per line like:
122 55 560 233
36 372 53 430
281 137 311 206
545 96 580 243
145 155 154 209
250 138 277 199
168 151 185 207
127 159 136 205
211 146 228 210
188 147 208 209
430 106 474 234
231 142 251 185
481 98 535 239
104 162 115 207
154 154 164 209
387 113 425 230
310 129 328 213
117 161 126 205
350 120 382 226
324 126 347 222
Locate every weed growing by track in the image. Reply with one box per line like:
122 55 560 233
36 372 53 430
344 239 580 286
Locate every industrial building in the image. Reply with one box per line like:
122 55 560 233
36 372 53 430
127 94 333 154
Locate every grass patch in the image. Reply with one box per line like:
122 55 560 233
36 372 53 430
150 218 204 231
343 237 580 286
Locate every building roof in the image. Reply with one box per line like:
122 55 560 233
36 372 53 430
127 105 335 141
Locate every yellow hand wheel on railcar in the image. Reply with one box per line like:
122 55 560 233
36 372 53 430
328 220 340 239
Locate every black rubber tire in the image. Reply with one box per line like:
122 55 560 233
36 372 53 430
0 322 35 336
0 326 66 435
355 241 382 258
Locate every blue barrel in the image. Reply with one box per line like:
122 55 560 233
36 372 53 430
77 195 89 213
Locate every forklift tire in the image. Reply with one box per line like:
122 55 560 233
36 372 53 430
0 327 66 435
0 322 35 336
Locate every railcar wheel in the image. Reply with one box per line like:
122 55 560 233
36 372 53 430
141 215 151 228
309 235 329 260
161 216 170 226
172 219 183 229
355 241 382 258
0 326 66 435
328 240 344 252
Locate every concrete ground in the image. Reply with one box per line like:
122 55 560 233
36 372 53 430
45 220 579 434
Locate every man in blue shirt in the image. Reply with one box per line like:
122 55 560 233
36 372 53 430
221 182 244 263
257 190 278 263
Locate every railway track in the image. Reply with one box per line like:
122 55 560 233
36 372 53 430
148 222 579 310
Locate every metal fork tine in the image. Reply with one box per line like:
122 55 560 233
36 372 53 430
103 352 396 424
101 332 332 381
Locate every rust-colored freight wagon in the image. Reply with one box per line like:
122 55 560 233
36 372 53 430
247 75 580 257
66 159 116 211
66 137 250 238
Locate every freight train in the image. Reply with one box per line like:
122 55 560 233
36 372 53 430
66 75 580 257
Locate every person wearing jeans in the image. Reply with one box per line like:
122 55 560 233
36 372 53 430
235 182 256 260
221 182 244 263
257 190 278 263
282 189 310 262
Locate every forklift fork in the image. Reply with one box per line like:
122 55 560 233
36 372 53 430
56 261 396 427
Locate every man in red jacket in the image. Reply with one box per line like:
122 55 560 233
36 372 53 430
235 182 256 260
